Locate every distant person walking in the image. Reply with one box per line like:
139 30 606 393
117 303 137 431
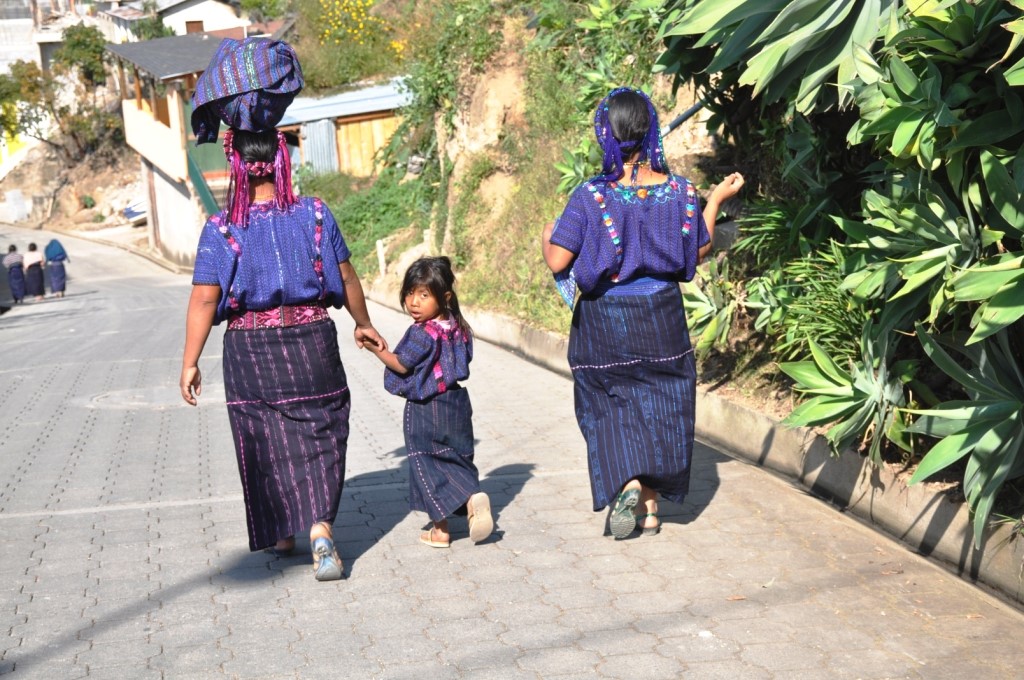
179 38 385 581
3 245 25 304
541 87 744 539
44 239 70 298
23 243 44 301
367 256 493 548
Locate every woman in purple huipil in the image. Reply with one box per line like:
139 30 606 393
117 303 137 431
179 38 385 582
542 87 744 539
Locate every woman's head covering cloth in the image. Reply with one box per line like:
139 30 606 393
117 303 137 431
191 38 303 227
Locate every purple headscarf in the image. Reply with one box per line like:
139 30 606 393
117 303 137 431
593 87 669 183
191 38 304 145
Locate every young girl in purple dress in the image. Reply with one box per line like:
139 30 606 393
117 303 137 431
368 256 493 548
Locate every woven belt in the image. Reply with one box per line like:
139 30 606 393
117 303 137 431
227 304 329 331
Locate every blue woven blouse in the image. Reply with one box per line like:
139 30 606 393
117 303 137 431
192 196 351 324
384 319 472 402
549 175 710 307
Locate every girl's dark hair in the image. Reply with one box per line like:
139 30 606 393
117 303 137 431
27 242 37 251
608 90 650 150
400 256 471 336
7 244 15 253
232 129 278 165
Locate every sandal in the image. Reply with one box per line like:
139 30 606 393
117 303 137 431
311 537 343 581
467 492 493 544
636 512 661 536
420 527 450 549
263 536 296 557
609 488 640 539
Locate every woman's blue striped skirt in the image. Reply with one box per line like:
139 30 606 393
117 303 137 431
404 387 480 522
568 286 696 511
222 318 350 551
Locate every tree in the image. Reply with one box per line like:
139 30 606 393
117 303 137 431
135 1 176 40
56 23 108 89
241 0 285 24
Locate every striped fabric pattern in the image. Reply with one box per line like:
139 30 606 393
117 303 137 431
568 286 696 511
403 388 480 522
222 319 350 551
191 38 304 144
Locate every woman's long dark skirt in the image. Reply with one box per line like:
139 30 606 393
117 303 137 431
49 261 66 293
25 264 44 297
7 265 25 301
222 319 350 551
568 286 696 511
404 387 480 522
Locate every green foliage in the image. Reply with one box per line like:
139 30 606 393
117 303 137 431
449 154 498 267
907 327 1024 546
553 137 602 195
530 0 666 192
774 241 869 365
681 256 739 360
241 0 285 23
1 59 121 161
296 0 400 90
658 0 1024 541
307 165 439 271
657 0 896 114
135 2 175 40
403 0 502 129
56 24 107 88
781 323 910 463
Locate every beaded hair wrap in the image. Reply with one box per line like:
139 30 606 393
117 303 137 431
593 87 669 183
222 129 297 227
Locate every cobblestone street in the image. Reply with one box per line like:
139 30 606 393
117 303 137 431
1 225 1023 679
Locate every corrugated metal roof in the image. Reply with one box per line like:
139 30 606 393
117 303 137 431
279 78 410 125
105 33 222 81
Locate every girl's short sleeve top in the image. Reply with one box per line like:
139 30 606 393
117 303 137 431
192 196 351 324
384 319 472 402
548 175 710 306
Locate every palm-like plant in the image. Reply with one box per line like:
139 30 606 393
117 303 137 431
907 326 1024 546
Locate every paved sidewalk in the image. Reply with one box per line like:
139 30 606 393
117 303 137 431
1 224 1023 679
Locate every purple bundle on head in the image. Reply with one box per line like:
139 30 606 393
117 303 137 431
593 87 669 182
192 37 303 227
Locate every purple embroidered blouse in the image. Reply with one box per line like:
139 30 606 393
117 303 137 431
384 319 473 402
549 175 710 306
192 196 351 324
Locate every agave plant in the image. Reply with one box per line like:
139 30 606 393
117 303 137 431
780 322 911 463
906 326 1024 546
682 256 740 360
657 0 896 113
834 171 990 329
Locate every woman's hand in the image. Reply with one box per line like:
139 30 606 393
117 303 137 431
710 172 745 204
355 324 387 351
180 365 202 406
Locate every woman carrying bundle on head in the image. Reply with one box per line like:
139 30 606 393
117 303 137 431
179 38 386 581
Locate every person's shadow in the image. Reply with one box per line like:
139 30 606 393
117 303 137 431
267 444 535 577
605 442 722 537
